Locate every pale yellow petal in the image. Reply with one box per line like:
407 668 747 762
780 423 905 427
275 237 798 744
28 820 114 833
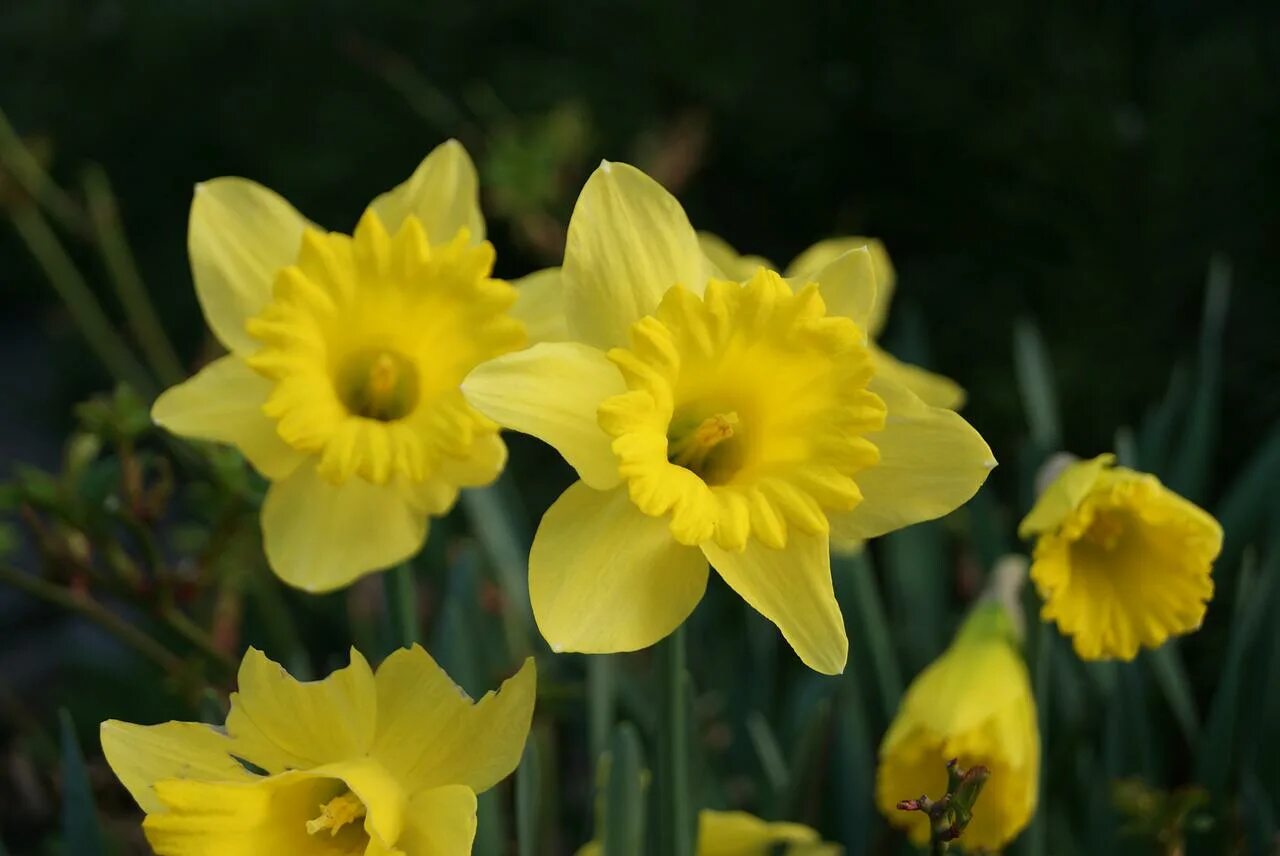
698 810 819 856
830 375 995 542
563 161 709 349
260 464 428 592
372 646 536 794
870 344 966 411
530 481 709 653
463 342 624 490
99 721 254 814
225 647 377 773
702 530 847 675
510 267 570 344
189 178 308 355
368 139 485 244
787 236 895 337
1018 453 1116 538
151 356 304 480
792 244 878 332
696 231 773 281
395 785 478 856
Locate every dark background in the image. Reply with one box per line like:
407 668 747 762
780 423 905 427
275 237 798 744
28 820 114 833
3 1 1277 477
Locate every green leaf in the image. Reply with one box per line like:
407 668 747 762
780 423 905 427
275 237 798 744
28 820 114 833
59 709 106 856
603 722 647 856
517 739 541 856
1167 255 1230 503
832 551 902 726
1146 643 1200 747
1013 318 1062 449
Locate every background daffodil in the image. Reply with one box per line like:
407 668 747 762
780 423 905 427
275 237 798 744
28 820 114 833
1020 453 1222 660
151 140 528 591
463 161 996 675
577 809 840 855
876 602 1039 852
697 232 965 411
101 646 535 855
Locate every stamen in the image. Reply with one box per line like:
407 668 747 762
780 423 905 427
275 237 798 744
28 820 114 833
335 348 420 421
1084 513 1125 551
306 791 366 837
669 411 739 473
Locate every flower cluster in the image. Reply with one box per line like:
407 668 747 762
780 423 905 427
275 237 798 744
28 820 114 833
97 139 1224 854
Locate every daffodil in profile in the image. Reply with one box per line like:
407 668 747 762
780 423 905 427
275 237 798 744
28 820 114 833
1020 453 1221 660
876 602 1039 851
152 140 526 591
577 809 840 855
696 232 964 410
101 646 535 855
463 162 995 675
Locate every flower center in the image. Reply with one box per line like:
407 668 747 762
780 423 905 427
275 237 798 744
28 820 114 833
243 211 524 486
667 410 743 484
598 269 885 551
1082 510 1126 551
335 348 419 422
306 790 367 838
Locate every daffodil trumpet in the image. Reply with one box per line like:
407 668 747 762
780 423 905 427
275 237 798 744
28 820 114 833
1020 453 1221 661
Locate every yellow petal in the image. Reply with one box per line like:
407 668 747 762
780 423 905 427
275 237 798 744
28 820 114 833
870 344 966 410
368 138 485 244
463 342 624 490
698 810 819 856
372 646 536 794
702 530 847 675
143 773 323 855
1018 453 1116 539
189 178 308 355
787 236 896 337
792 244 878 333
695 231 774 281
260 464 428 592
99 721 254 814
563 161 709 349
530 481 709 653
395 785 478 855
225 647 377 773
830 375 995 542
510 267 570 345
151 356 304 480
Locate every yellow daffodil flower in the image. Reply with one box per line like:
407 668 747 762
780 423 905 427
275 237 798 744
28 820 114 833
1019 453 1222 660
463 162 995 675
576 809 840 855
101 646 535 855
697 233 965 411
876 602 1039 851
152 140 527 591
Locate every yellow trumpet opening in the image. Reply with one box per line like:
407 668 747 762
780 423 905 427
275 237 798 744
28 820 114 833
306 790 367 838
668 410 741 482
335 349 420 422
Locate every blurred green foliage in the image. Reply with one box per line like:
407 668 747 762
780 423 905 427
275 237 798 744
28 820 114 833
1 2 1279 855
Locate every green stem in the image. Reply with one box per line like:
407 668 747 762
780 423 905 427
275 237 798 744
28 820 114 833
655 625 694 856
82 165 185 386
0 107 87 234
587 654 616 762
10 205 154 395
461 476 534 658
0 564 182 674
386 562 419 647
